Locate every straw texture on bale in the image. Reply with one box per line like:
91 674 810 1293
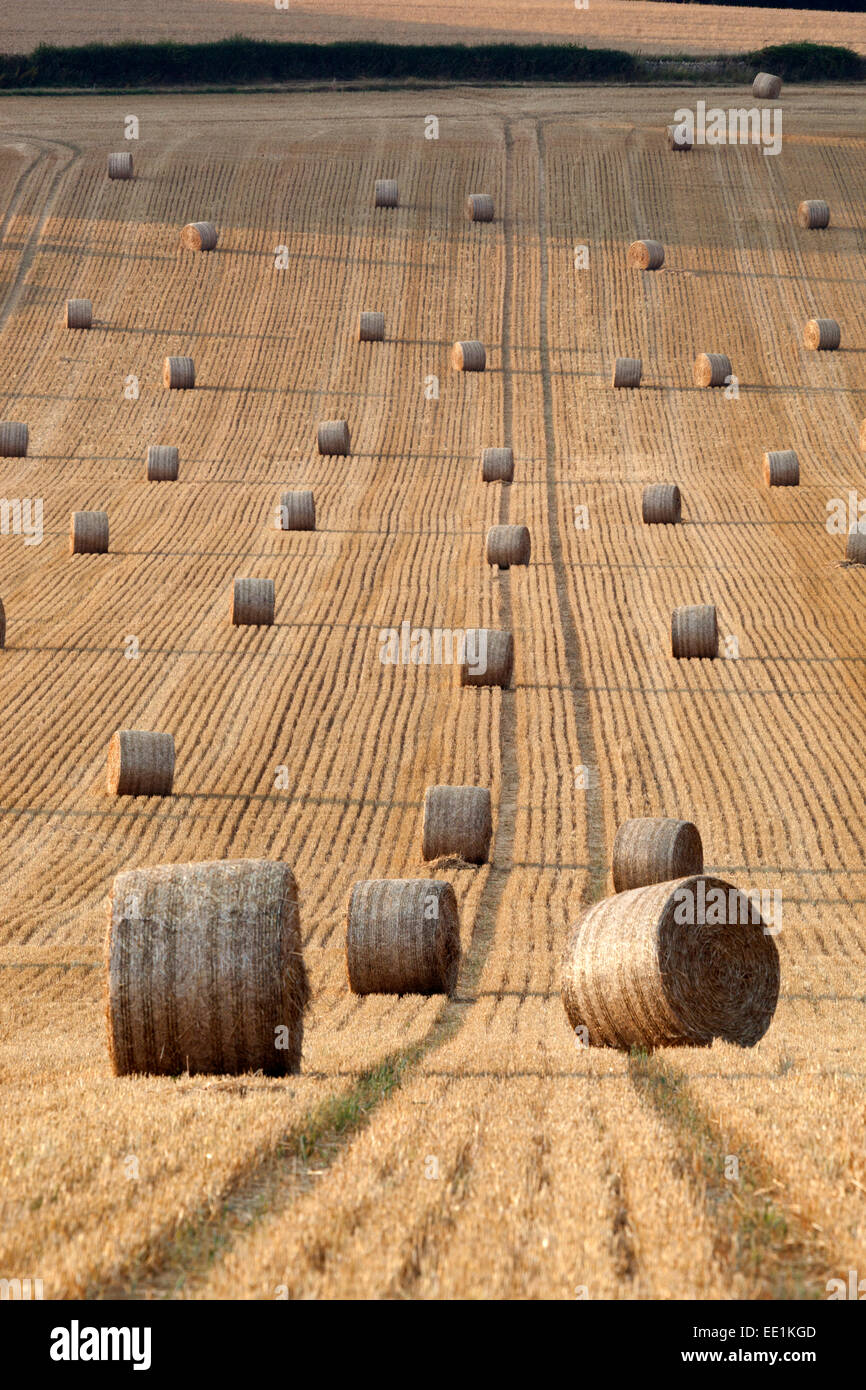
0 422 28 457
561 874 781 1049
180 221 217 251
797 199 830 229
346 879 460 995
486 524 530 568
693 352 732 388
422 785 492 864
65 299 92 330
146 445 179 482
466 193 494 222
374 179 398 207
107 152 133 180
753 71 782 99
628 239 665 271
612 817 703 893
458 627 514 688
671 604 718 659
763 449 799 487
845 529 866 565
667 123 692 151
0 598 5 649
163 356 195 389
280 490 316 531
107 730 175 796
357 311 385 342
105 858 309 1076
612 357 641 388
231 578 275 626
451 340 486 372
803 318 840 351
481 447 514 482
642 483 681 524
70 510 108 554
317 419 350 455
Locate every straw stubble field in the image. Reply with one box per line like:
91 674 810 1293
0 86 864 1299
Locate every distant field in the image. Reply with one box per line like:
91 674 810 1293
1 0 865 58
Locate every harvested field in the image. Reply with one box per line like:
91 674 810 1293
0 85 865 1302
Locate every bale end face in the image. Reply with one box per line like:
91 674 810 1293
107 152 134 180
797 200 830 229
105 858 309 1076
612 357 641 388
486 524 530 568
357 311 385 342
612 817 703 893
163 356 195 389
146 446 179 482
107 730 175 796
481 447 514 483
279 490 316 531
346 879 460 995
0 422 28 458
457 628 514 688
451 340 486 372
628 239 665 271
803 318 840 351
422 785 492 864
231 578 275 626
70 510 109 554
693 352 732 388
65 299 92 330
671 604 718 659
642 483 681 524
180 221 217 251
317 420 350 456
763 450 799 487
466 193 494 222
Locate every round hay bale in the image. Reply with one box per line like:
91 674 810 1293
65 299 92 330
0 422 28 457
628 239 665 271
466 193 494 222
693 352 732 388
458 628 514 688
671 604 718 659
667 124 692 152
231 577 275 626
146 445 179 482
803 318 840 351
845 529 866 565
107 730 175 796
107 152 133 180
642 483 681 524
797 199 830 229
180 221 217 251
612 817 703 893
374 179 398 208
105 858 309 1076
561 874 780 1049
70 510 108 555
357 311 385 342
486 524 530 567
763 449 799 487
346 879 460 995
481 447 514 483
422 785 492 864
753 72 782 100
163 356 195 389
280 490 316 531
612 357 641 388
317 419 350 456
451 340 486 372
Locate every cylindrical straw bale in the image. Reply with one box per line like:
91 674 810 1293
845 530 866 565
797 200 830 229
146 445 179 481
693 352 732 387
451 340 486 372
346 879 460 995
458 628 513 688
105 858 309 1075
612 357 641 388
279 490 316 531
231 578 275 626
763 449 799 487
357 311 385 342
803 318 840 351
628 239 665 270
753 72 782 99
561 874 780 1049
163 356 195 389
0 422 28 457
642 483 681 524
422 785 492 864
107 730 175 796
108 152 133 180
317 419 350 455
486 524 530 567
612 817 703 893
66 299 92 330
180 221 217 251
374 179 398 208
70 510 108 554
481 447 514 482
466 194 494 222
671 604 718 658
667 124 692 151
